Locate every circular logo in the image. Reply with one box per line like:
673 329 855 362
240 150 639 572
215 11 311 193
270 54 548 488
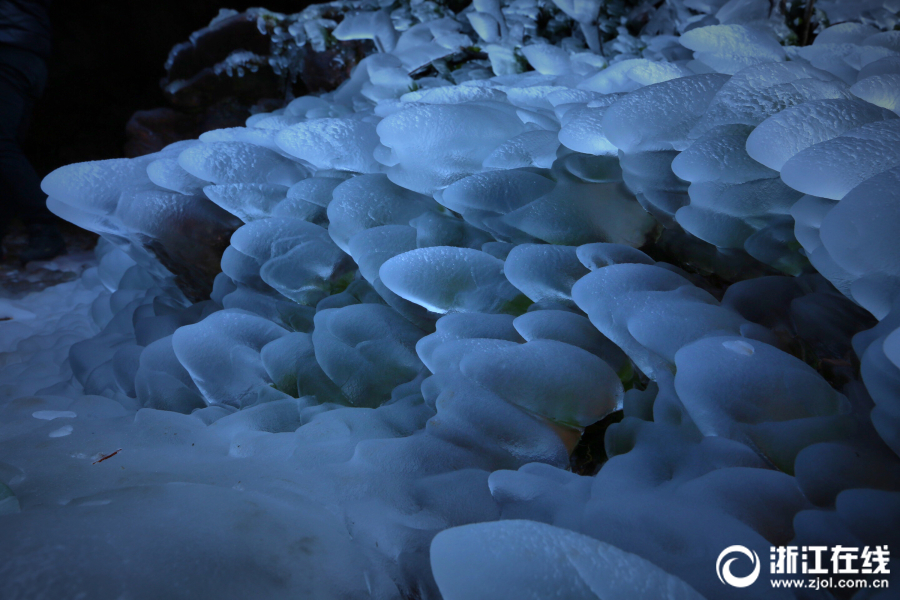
716 545 761 588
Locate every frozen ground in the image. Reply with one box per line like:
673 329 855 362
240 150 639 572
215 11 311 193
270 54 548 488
0 222 97 299
2 0 900 599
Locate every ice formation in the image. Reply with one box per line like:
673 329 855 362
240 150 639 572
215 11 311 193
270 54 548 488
3 0 900 598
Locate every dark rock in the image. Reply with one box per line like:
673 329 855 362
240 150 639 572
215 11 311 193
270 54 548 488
299 39 373 94
164 12 271 83
124 9 376 158
125 108 202 158
139 199 243 303
163 57 284 109
125 97 282 158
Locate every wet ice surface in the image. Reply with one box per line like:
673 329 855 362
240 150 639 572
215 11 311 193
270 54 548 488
3 0 900 598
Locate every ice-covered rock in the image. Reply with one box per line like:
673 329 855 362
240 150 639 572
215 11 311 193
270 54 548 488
572 263 775 379
275 118 381 173
376 102 526 193
20 2 900 597
312 303 426 407
172 309 289 407
680 24 785 74
675 336 852 472
504 244 587 305
851 73 900 114
818 166 900 318
746 98 897 171
780 120 900 200
432 520 705 600
503 171 657 247
602 73 730 153
178 141 308 186
380 247 526 314
459 338 622 427
203 183 288 222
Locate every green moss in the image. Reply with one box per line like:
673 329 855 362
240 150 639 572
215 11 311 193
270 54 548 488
514 49 532 73
329 271 356 295
321 28 339 49
569 410 625 475
617 361 635 390
501 294 534 316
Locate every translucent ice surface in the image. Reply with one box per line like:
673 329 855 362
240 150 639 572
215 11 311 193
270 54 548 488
780 120 900 200
746 98 897 171
20 2 900 596
432 520 705 600
276 118 381 173
377 102 525 193
380 247 524 314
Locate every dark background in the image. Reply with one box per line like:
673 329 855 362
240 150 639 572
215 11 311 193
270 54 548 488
23 0 309 178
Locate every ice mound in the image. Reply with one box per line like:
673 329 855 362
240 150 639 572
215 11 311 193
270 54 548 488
431 520 705 600
675 336 852 472
312 303 426 406
780 120 900 200
680 24 786 74
377 102 527 193
745 98 897 171
380 246 525 314
42 149 242 302
276 118 382 173
178 141 308 186
8 1 900 597
572 263 776 379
